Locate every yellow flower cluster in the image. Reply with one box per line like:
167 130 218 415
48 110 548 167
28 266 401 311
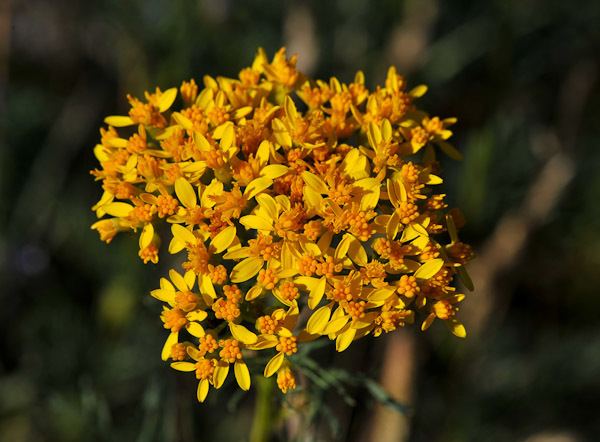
91 48 474 403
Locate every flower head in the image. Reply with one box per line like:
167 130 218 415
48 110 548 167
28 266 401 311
91 47 474 403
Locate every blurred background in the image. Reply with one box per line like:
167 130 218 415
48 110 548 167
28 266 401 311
2 0 600 441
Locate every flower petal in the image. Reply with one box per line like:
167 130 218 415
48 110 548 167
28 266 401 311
230 257 263 283
234 361 251 391
229 323 258 344
264 352 284 378
197 379 209 402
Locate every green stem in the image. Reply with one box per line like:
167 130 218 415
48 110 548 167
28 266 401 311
250 376 275 442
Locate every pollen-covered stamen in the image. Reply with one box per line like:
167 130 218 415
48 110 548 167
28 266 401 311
410 126 429 147
257 314 280 335
278 281 299 302
446 242 475 264
249 234 281 262
330 279 354 302
212 297 240 322
345 209 376 241
175 290 200 312
219 339 243 363
433 300 455 320
199 334 219 355
344 300 367 321
223 284 242 302
396 201 419 225
195 358 215 380
161 308 188 333
426 194 447 211
180 79 198 105
360 261 387 287
314 256 342 278
171 343 187 361
180 105 208 134
276 336 298 356
130 204 156 224
277 367 297 393
420 242 440 261
156 195 179 218
208 264 228 285
303 220 322 241
139 244 159 264
183 242 210 274
396 275 420 298
258 268 279 290
298 255 318 276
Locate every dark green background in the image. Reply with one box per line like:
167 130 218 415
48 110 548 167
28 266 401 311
2 0 600 440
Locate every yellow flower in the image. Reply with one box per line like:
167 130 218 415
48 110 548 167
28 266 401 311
91 47 474 403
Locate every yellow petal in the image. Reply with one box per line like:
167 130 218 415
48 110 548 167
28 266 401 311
161 332 178 361
260 164 288 179
409 84 428 97
168 237 185 254
199 274 217 298
158 87 178 112
264 352 284 378
367 287 396 302
197 379 209 402
243 176 273 200
187 310 208 322
306 304 332 335
103 202 134 217
284 95 298 122
223 247 252 260
229 323 258 344
255 194 278 220
335 327 356 352
184 270 196 289
381 119 392 140
421 313 435 331
175 177 197 208
193 132 211 151
272 118 292 148
301 171 328 194
213 362 229 389
426 174 443 185
308 277 326 310
234 361 251 391
414 259 445 280
170 362 196 372
323 315 350 335
246 334 278 350
104 115 134 127
245 285 263 301
447 319 467 338
139 223 154 249
201 179 224 208
171 224 196 244
367 121 382 147
186 322 205 338
172 112 193 131
347 236 368 266
211 225 237 253
230 257 264 283
169 269 188 291
219 123 236 150
239 215 273 231
150 288 175 305
334 234 352 261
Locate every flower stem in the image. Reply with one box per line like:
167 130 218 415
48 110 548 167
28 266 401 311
250 376 275 442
